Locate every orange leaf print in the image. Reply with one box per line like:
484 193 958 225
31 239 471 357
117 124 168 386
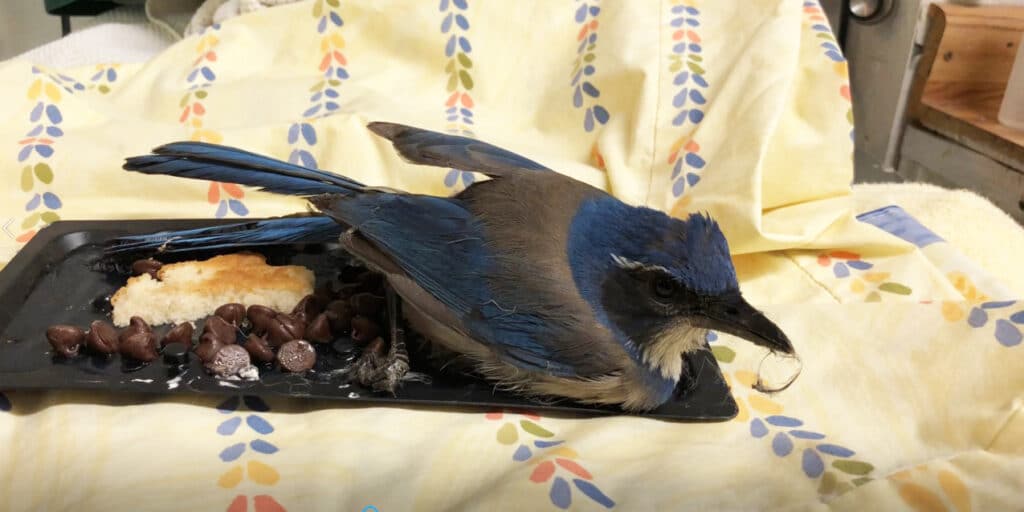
577 25 589 42
530 461 556 483
829 250 860 260
686 30 701 43
227 495 247 512
672 30 684 41
179 106 191 123
461 94 474 108
556 458 593 479
589 20 599 30
222 183 244 199
333 51 347 65
684 140 700 152
206 51 217 61
446 92 460 107
16 230 36 243
319 54 331 72
253 495 287 512
208 182 220 204
194 103 206 116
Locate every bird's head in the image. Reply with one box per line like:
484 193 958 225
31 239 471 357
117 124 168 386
570 200 794 371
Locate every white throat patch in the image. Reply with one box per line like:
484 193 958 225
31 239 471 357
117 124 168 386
641 323 707 381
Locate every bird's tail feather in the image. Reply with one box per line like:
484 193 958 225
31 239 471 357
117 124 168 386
123 141 365 197
103 215 344 255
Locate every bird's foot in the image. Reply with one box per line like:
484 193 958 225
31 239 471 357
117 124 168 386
348 284 412 395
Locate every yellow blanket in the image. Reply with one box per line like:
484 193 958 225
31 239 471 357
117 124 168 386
1 1 1023 510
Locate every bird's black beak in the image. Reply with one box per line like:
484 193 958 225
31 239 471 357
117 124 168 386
693 295 794 354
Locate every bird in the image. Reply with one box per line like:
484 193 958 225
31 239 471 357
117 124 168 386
105 121 796 412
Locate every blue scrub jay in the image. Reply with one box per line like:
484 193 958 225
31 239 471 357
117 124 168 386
107 122 795 411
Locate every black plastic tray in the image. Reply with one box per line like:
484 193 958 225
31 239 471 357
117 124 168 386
0 220 738 421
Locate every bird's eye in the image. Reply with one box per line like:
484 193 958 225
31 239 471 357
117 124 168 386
651 276 677 299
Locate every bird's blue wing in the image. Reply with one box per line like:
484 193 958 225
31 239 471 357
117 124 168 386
367 122 550 178
313 193 577 376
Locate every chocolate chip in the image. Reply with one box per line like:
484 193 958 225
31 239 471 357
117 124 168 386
247 305 277 330
120 330 158 362
203 316 237 345
128 316 152 333
277 340 315 372
314 282 338 301
326 300 354 332
244 334 276 364
214 303 246 326
306 313 333 343
160 323 194 348
131 258 162 280
292 294 328 324
46 325 85 357
349 292 385 316
266 313 305 347
86 320 120 354
350 316 380 344
205 344 251 378
195 336 225 363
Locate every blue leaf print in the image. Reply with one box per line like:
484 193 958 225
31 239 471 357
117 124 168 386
802 449 825 478
685 152 705 168
301 123 317 145
228 200 248 217
46 105 62 124
672 178 685 197
816 444 855 458
574 479 615 508
550 477 571 509
673 87 689 108
42 192 62 209
246 415 274 434
250 439 279 454
445 35 456 57
575 4 587 23
219 443 246 462
772 432 794 456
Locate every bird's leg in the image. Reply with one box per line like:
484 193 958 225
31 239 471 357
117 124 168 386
348 283 411 395
370 285 411 394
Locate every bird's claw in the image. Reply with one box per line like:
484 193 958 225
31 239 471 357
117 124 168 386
349 284 411 396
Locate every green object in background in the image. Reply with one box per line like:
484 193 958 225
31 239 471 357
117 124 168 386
44 0 121 16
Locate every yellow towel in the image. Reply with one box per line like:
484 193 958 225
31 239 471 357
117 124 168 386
0 1 1022 510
